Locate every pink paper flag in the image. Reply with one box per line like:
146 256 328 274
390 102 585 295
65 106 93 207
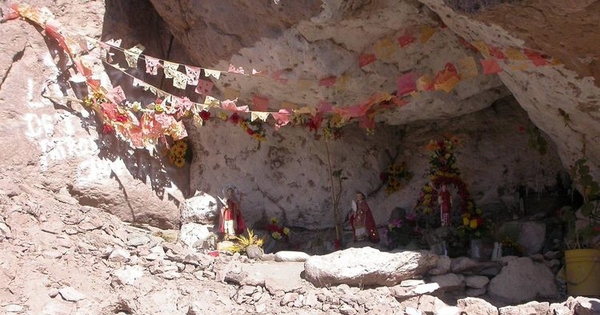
396 72 416 96
195 79 214 95
221 100 249 113
317 101 333 114
319 76 337 87
252 95 270 111
489 47 507 60
108 86 127 104
481 59 502 74
524 49 548 66
185 65 201 85
145 56 160 75
272 109 292 130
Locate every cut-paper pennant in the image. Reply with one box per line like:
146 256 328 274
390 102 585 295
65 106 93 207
203 95 220 107
317 101 333 114
505 47 527 60
489 47 507 60
434 63 460 93
195 79 214 95
481 59 502 74
228 64 245 74
420 24 436 43
203 69 221 80
270 70 288 84
396 72 416 96
252 96 270 111
297 79 313 90
509 63 531 71
108 86 127 104
459 37 479 53
416 75 435 92
358 54 377 67
336 74 348 92
524 49 548 66
456 56 478 80
145 56 160 75
397 34 416 48
272 109 292 129
224 87 240 100
250 111 270 122
319 76 337 87
163 61 179 79
471 40 490 57
375 38 396 59
280 102 298 110
294 106 316 115
105 38 122 47
221 100 249 112
185 65 201 85
123 44 145 68
172 70 188 89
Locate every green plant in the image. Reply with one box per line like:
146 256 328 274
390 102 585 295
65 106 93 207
527 126 548 155
230 229 265 254
561 158 600 249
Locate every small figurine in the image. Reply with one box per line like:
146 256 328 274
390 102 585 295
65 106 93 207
349 192 380 243
438 184 452 227
218 186 246 240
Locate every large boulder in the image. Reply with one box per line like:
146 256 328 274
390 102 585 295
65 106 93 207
488 257 559 304
180 192 219 225
179 223 213 250
303 247 438 287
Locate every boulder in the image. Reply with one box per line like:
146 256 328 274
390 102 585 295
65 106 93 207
179 223 211 249
457 297 498 315
428 255 451 276
488 257 559 304
180 192 218 225
465 275 490 289
304 247 438 287
499 301 550 315
429 273 465 291
274 251 310 262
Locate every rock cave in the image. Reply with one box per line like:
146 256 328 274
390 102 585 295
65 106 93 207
1 0 600 314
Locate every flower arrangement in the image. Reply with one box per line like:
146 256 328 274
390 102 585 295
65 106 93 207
265 217 291 242
456 208 491 240
381 162 413 194
415 136 474 216
167 139 189 168
384 212 422 247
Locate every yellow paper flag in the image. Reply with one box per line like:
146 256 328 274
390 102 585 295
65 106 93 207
505 47 527 60
435 76 460 93
375 38 397 59
471 41 490 57
456 56 478 80
280 102 298 110
420 25 436 43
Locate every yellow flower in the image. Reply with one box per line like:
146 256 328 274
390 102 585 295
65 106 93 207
173 157 185 168
463 217 470 226
155 103 164 113
270 217 279 225
470 219 478 229
283 227 290 235
272 231 282 240
168 153 176 164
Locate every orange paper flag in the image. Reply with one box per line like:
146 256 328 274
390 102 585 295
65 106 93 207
375 38 397 59
358 54 377 67
506 48 528 60
434 63 461 93
416 75 435 91
420 25 436 43
471 40 490 57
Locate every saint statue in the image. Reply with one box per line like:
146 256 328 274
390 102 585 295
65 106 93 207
219 186 246 240
438 184 452 227
349 192 380 243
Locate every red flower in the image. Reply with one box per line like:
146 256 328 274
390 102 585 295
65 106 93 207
518 126 526 134
199 110 211 121
246 128 255 136
116 114 128 122
230 113 241 124
102 124 114 134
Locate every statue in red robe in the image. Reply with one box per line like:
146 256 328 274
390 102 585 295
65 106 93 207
349 192 380 243
219 187 246 240
438 184 452 227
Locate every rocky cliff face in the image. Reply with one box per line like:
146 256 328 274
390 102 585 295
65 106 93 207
1 0 597 229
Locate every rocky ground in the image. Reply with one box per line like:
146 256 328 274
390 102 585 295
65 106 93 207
1 174 599 315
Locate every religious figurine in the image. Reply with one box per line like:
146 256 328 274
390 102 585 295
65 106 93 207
438 184 452 227
218 186 246 240
349 192 380 243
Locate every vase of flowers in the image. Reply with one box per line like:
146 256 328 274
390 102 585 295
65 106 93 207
263 217 291 253
384 212 422 249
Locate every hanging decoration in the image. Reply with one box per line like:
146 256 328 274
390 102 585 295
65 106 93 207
5 3 561 157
